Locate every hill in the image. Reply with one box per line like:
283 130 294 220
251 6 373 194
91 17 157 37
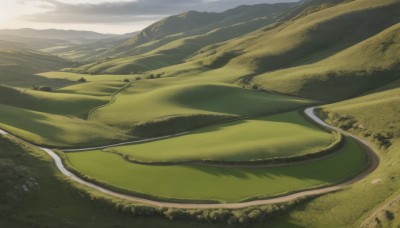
253 22 400 101
68 2 297 74
0 50 74 88
0 28 117 42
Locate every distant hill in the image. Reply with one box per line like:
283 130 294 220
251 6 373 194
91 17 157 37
0 40 29 50
0 28 118 42
69 2 299 74
0 50 73 88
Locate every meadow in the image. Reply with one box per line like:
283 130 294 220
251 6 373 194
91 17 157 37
65 136 368 203
95 111 336 163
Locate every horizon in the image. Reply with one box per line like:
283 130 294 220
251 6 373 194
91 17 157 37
0 0 297 34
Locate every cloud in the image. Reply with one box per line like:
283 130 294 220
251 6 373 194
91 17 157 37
21 0 296 24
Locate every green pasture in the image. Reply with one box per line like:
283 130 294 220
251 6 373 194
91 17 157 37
65 137 368 203
99 112 335 162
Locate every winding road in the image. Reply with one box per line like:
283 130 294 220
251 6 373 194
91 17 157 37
0 107 379 209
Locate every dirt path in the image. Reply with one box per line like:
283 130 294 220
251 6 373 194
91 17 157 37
0 107 379 209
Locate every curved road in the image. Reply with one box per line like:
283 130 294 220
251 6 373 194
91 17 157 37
0 107 379 209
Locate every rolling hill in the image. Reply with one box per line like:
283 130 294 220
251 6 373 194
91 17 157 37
0 50 74 88
253 22 400 101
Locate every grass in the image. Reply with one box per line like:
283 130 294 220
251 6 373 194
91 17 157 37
96 112 336 162
252 22 400 101
0 103 133 147
71 3 293 74
0 50 74 88
90 80 313 132
6 89 108 119
0 136 220 228
65 136 368 203
269 87 400 227
0 84 20 101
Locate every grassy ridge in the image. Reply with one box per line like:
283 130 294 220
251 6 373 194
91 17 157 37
99 112 335 162
253 22 400 101
0 84 20 101
7 89 108 119
0 103 133 147
65 136 367 203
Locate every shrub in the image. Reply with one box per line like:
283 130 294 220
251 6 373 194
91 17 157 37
38 86 52 92
77 77 87 83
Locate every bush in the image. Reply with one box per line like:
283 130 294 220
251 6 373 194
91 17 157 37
123 79 130 83
38 86 52 92
77 77 87 83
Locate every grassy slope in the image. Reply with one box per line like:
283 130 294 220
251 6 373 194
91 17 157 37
68 3 294 74
253 22 400 101
91 79 312 131
0 49 70 71
189 0 399 74
0 103 132 147
100 112 335 162
0 50 74 88
7 89 108 119
0 137 216 228
65 136 367 203
0 84 20 101
270 87 400 227
3 81 126 119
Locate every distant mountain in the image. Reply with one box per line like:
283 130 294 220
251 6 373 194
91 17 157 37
70 2 299 73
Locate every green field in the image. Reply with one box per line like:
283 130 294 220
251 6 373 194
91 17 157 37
96 112 336 162
0 136 215 228
65 136 367 203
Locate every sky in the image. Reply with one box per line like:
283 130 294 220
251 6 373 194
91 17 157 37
0 0 297 34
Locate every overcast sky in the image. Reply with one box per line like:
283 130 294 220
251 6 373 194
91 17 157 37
0 0 297 34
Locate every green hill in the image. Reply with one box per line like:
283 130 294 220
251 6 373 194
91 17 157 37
68 3 297 74
90 81 312 136
253 22 400 101
192 0 399 72
0 103 133 147
0 84 21 101
0 50 73 88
